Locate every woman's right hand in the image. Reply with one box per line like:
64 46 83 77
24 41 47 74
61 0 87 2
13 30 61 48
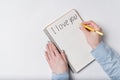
81 20 102 49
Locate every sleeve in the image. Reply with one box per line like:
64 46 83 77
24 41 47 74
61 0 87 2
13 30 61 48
91 41 120 80
52 71 69 80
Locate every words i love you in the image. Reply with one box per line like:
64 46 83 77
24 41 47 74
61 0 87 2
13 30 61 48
51 14 78 34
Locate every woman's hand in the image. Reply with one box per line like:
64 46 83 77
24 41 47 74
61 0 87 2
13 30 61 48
45 42 68 74
81 20 102 49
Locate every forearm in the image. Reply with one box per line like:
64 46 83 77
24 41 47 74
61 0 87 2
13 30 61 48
91 41 120 80
52 71 69 80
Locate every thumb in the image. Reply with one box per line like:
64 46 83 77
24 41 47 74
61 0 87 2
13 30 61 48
61 50 67 63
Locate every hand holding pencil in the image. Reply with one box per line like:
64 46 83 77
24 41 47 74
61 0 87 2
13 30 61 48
80 20 103 49
81 23 103 36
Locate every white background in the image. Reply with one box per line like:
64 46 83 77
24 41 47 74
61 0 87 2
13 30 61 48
0 0 120 79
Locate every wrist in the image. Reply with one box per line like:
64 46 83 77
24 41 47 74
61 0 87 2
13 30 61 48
53 69 68 74
52 71 69 80
91 41 101 49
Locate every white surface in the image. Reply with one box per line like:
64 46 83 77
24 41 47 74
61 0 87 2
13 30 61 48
0 0 120 79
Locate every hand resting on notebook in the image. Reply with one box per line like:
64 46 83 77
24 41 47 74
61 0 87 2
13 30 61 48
45 42 68 74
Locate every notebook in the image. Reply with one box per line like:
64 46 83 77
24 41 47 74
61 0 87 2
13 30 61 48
44 9 94 73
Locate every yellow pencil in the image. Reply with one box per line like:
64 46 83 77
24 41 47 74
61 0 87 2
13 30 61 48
81 24 103 36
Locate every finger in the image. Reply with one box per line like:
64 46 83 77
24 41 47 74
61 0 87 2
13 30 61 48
48 42 55 58
89 21 100 31
45 51 50 62
51 43 60 56
45 51 53 69
61 50 68 63
81 20 92 25
81 21 94 29
46 43 52 59
82 20 101 31
45 51 51 65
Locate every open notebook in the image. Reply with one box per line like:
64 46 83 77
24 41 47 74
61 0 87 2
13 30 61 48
44 9 94 73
